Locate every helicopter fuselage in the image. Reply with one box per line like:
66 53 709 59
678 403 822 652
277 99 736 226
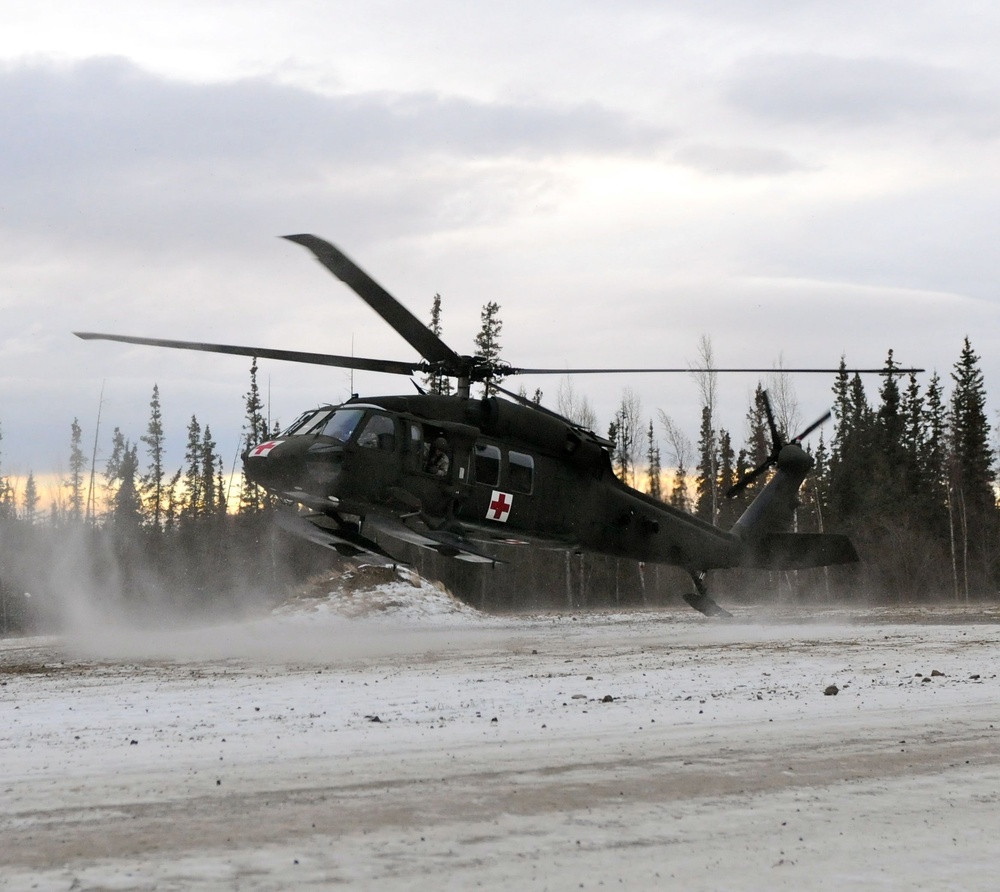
244 392 745 571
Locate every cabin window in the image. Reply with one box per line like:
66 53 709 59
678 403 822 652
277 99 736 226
474 443 501 486
356 413 396 450
508 451 534 493
319 408 365 442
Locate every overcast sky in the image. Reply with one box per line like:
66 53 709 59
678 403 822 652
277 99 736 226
4 1 1000 501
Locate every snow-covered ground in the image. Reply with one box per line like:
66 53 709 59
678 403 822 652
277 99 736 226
2 570 999 890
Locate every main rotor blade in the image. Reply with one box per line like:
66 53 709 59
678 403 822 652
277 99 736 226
759 390 781 449
725 460 772 498
283 235 463 369
506 366 924 375
791 409 832 443
74 332 423 376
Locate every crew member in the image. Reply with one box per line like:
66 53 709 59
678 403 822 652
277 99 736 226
426 437 450 477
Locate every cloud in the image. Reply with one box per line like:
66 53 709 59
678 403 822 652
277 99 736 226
0 59 667 191
726 53 998 131
741 182 1000 302
672 143 809 176
0 56 674 258
1 55 667 163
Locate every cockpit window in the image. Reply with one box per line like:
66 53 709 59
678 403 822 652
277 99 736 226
281 409 333 436
281 412 311 435
320 409 365 442
356 413 396 450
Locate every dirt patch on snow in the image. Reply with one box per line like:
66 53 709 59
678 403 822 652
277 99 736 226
277 563 482 621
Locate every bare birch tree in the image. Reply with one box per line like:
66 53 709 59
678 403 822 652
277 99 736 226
658 409 693 511
556 376 598 431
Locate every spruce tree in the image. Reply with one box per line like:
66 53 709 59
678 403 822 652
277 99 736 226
745 384 771 470
811 432 830 523
874 351 906 493
730 384 772 515
921 372 949 516
215 455 228 517
23 472 39 524
201 425 218 521
670 460 689 512
715 429 738 528
732 446 750 505
0 480 12 520
646 419 662 500
899 371 925 498
948 338 996 596
239 359 270 515
164 469 182 532
827 362 874 526
182 415 204 520
243 359 268 445
104 427 127 517
424 294 452 395
474 301 503 397
949 338 994 511
67 418 86 523
112 443 143 528
607 418 621 481
694 406 717 524
140 385 166 528
690 335 718 522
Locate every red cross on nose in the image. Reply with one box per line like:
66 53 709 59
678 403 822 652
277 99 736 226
250 440 279 457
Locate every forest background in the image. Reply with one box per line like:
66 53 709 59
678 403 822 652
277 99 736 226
0 300 994 634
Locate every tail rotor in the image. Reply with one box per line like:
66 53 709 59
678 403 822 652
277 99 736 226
725 391 830 499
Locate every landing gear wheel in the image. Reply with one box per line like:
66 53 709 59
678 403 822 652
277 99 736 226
683 592 732 618
683 571 733 618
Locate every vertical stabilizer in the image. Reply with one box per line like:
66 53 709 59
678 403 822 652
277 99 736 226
731 443 858 569
731 442 812 546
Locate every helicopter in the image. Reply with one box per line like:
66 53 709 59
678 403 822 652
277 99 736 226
76 234 919 617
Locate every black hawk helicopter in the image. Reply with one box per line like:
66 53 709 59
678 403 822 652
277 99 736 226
76 235 916 617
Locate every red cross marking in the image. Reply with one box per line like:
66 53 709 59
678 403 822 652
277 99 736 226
250 440 280 457
487 490 513 523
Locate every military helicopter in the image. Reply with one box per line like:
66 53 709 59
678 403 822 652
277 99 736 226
76 235 916 617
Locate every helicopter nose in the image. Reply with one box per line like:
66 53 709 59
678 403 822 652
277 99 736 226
243 437 346 494
243 438 308 491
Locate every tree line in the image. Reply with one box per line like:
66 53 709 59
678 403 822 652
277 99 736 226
2 293 995 634
0 359 330 634
599 337 997 604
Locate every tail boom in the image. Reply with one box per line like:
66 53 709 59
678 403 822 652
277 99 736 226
742 531 858 570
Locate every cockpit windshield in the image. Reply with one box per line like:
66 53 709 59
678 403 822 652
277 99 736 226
281 409 333 436
280 407 365 442
321 409 365 441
